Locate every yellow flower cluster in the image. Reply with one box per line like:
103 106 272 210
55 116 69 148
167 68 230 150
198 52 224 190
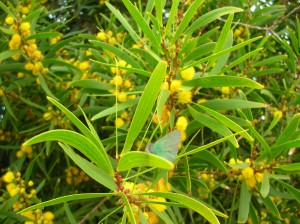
228 158 264 189
16 143 33 159
233 26 247 42
119 178 171 224
0 129 13 142
65 166 90 185
175 116 188 141
115 111 130 128
21 210 55 224
153 105 170 127
43 107 70 129
96 29 125 45
6 7 46 75
2 171 54 223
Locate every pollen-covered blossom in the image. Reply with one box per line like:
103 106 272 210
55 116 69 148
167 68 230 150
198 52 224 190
177 90 192 104
170 79 182 93
180 66 195 80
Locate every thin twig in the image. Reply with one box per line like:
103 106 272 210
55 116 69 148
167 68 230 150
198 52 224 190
78 197 107 224
218 5 300 40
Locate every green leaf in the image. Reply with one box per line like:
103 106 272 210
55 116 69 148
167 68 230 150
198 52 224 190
64 203 77 224
275 163 300 172
188 36 262 68
199 99 267 111
26 32 62 40
140 192 221 224
262 196 281 219
122 0 160 51
106 2 140 43
172 0 205 43
246 121 271 161
188 106 239 148
165 0 179 36
271 139 300 159
0 2 16 18
196 104 253 142
185 7 243 35
59 143 116 191
37 73 58 100
118 151 174 171
122 61 167 154
260 172 270 198
92 98 139 120
208 13 234 69
70 79 112 90
2 95 17 121
275 113 300 145
253 55 288 67
47 97 113 173
90 40 143 69
23 130 112 173
276 180 300 203
43 59 82 75
18 193 115 213
183 75 264 89
196 150 228 173
0 50 20 61
121 191 136 224
237 179 251 223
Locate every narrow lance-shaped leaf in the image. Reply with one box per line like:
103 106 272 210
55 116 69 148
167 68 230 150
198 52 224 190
122 0 161 52
183 75 264 89
118 151 174 171
238 179 252 223
122 61 167 154
23 130 112 174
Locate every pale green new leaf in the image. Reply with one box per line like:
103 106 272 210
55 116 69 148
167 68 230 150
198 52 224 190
118 151 174 171
260 172 270 198
0 50 20 61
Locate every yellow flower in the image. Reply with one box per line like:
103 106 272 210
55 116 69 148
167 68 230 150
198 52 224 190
21 6 29 15
9 34 21 50
123 80 132 88
6 183 19 197
221 87 230 95
28 180 34 187
79 61 90 71
242 167 254 179
5 16 14 25
21 211 35 221
115 117 125 128
176 116 188 131
110 75 123 87
3 171 15 183
25 62 34 71
117 92 127 102
177 91 192 104
108 37 116 45
161 82 169 90
16 150 24 158
20 22 31 32
97 31 107 41
170 79 182 93
150 197 167 212
180 66 195 80
255 172 263 183
197 98 207 103
147 211 159 224
43 211 55 221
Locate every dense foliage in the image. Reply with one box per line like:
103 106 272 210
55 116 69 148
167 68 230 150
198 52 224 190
0 0 299 223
